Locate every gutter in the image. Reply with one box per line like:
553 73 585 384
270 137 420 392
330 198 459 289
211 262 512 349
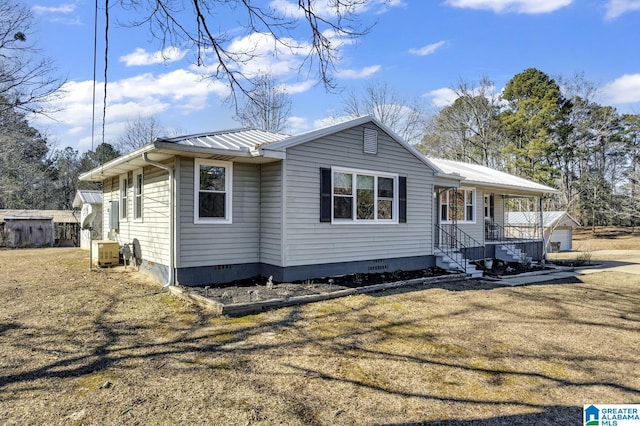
142 153 175 287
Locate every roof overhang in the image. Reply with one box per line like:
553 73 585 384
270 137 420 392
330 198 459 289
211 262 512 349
79 141 283 182
462 180 558 197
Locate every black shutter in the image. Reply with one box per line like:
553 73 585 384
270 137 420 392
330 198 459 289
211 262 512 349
320 168 331 222
399 176 407 223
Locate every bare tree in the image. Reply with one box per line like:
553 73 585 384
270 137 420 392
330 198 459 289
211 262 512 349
0 0 64 115
118 0 375 102
342 80 427 143
418 76 504 167
234 73 291 133
115 115 167 153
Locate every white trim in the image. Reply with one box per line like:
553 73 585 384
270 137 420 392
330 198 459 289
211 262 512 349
133 168 143 223
330 166 399 224
194 159 233 224
119 173 128 221
440 187 477 224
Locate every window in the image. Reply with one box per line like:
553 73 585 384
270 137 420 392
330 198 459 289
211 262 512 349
194 159 232 223
134 169 143 221
331 168 398 223
484 194 494 220
440 188 475 223
119 174 128 220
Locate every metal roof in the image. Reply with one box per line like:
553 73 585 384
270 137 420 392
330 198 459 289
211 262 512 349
72 190 103 208
80 128 291 182
427 158 558 195
506 211 581 227
158 128 289 150
0 210 80 223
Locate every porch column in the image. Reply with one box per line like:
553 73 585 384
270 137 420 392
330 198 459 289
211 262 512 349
539 197 546 262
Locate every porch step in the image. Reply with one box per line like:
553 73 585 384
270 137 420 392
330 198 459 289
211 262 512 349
495 244 531 264
435 248 484 279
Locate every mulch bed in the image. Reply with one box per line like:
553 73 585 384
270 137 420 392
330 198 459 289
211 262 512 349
187 267 448 305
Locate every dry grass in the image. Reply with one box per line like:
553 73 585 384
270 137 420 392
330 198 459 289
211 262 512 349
573 226 640 250
1 246 639 425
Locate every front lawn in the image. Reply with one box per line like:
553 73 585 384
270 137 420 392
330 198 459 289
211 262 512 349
0 247 638 425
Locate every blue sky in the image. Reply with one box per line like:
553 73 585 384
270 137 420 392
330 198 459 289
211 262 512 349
25 0 640 153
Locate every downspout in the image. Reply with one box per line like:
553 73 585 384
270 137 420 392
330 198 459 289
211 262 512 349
142 153 175 287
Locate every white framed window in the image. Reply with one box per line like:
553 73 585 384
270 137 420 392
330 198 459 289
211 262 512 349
194 159 233 224
331 167 398 223
134 168 143 222
440 187 476 223
119 174 128 221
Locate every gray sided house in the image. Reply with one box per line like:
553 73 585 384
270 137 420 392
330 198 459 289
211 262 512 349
80 116 457 286
79 116 558 286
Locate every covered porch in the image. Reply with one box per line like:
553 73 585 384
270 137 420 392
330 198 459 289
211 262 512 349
428 158 558 276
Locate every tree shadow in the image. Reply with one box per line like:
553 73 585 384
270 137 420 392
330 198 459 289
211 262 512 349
382 405 581 425
1 260 639 424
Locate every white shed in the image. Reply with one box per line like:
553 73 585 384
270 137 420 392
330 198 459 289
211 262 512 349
73 190 103 250
506 211 580 251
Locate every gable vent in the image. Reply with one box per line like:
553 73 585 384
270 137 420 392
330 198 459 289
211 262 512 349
363 128 378 154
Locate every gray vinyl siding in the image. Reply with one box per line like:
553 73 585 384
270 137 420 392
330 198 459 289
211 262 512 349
282 124 434 267
260 161 283 266
104 165 171 265
177 157 260 268
99 166 171 265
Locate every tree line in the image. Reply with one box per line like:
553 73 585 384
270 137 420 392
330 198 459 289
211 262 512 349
416 69 640 229
0 0 638 229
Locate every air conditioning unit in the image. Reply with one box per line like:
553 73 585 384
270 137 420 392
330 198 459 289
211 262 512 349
92 240 120 267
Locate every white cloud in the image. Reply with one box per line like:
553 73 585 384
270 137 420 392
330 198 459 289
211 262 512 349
602 74 640 104
283 80 316 94
408 41 446 56
33 68 231 151
336 65 381 79
445 0 573 14
314 115 356 129
269 0 402 18
32 3 76 14
119 47 188 67
424 87 458 107
605 0 640 19
223 32 310 78
286 116 311 134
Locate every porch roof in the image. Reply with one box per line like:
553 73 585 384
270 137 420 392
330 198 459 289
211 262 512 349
72 190 103 208
427 158 558 196
506 211 581 227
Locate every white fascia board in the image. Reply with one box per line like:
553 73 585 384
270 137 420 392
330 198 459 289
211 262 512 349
79 141 259 182
79 144 156 182
464 180 558 196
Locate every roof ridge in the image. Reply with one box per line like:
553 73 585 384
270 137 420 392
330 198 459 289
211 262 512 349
158 127 288 143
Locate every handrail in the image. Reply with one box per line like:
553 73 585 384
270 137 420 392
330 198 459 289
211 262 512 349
435 224 486 273
485 222 536 264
